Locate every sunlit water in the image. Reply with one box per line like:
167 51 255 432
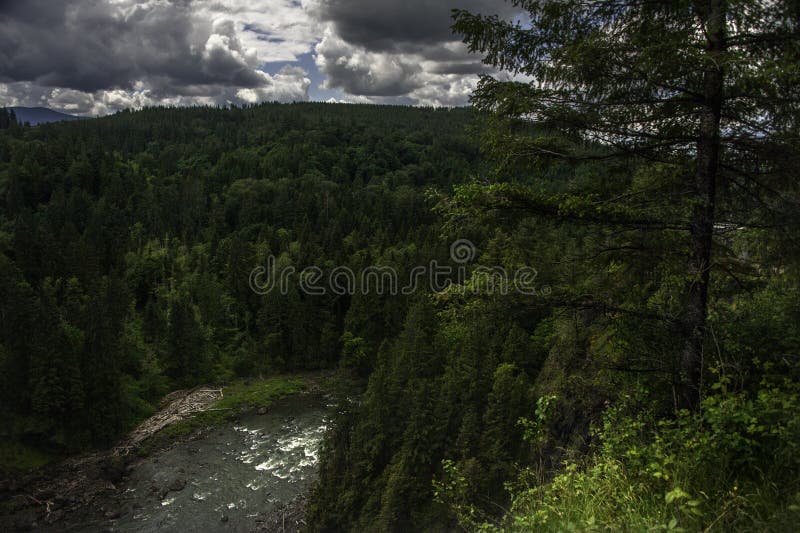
60 393 330 532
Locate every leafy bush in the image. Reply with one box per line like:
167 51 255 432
482 374 800 532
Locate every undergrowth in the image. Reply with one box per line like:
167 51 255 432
439 371 800 532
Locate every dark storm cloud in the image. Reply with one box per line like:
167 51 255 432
311 0 519 104
314 0 515 52
427 61 493 76
0 0 515 111
0 0 265 94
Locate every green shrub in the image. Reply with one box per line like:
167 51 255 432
447 373 800 532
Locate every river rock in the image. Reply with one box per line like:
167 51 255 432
11 508 39 531
168 478 186 492
101 456 127 483
44 509 65 524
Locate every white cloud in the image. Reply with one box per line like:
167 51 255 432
0 0 317 115
194 0 322 63
308 1 519 106
408 75 478 107
0 0 517 113
235 66 311 103
313 23 483 106
1 65 309 117
314 28 422 97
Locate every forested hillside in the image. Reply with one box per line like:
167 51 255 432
308 1 800 531
0 103 483 455
2 3 800 526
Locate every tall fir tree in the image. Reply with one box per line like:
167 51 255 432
453 0 800 408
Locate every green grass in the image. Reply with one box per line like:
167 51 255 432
151 376 306 442
0 439 56 473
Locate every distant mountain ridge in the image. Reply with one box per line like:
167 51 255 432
8 106 86 125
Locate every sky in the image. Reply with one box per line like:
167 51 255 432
0 0 519 116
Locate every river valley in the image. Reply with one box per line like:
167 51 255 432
39 392 331 532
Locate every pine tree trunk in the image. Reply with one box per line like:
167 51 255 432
678 0 726 410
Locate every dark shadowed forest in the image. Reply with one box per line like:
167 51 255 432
2 1 800 531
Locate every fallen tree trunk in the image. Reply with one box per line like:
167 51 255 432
112 386 223 456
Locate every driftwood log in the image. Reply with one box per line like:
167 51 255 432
112 386 223 456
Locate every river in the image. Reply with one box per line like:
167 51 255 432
51 392 331 532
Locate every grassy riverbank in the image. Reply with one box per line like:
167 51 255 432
139 376 307 453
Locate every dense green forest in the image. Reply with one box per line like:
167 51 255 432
308 2 800 532
2 1 800 531
0 103 483 454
